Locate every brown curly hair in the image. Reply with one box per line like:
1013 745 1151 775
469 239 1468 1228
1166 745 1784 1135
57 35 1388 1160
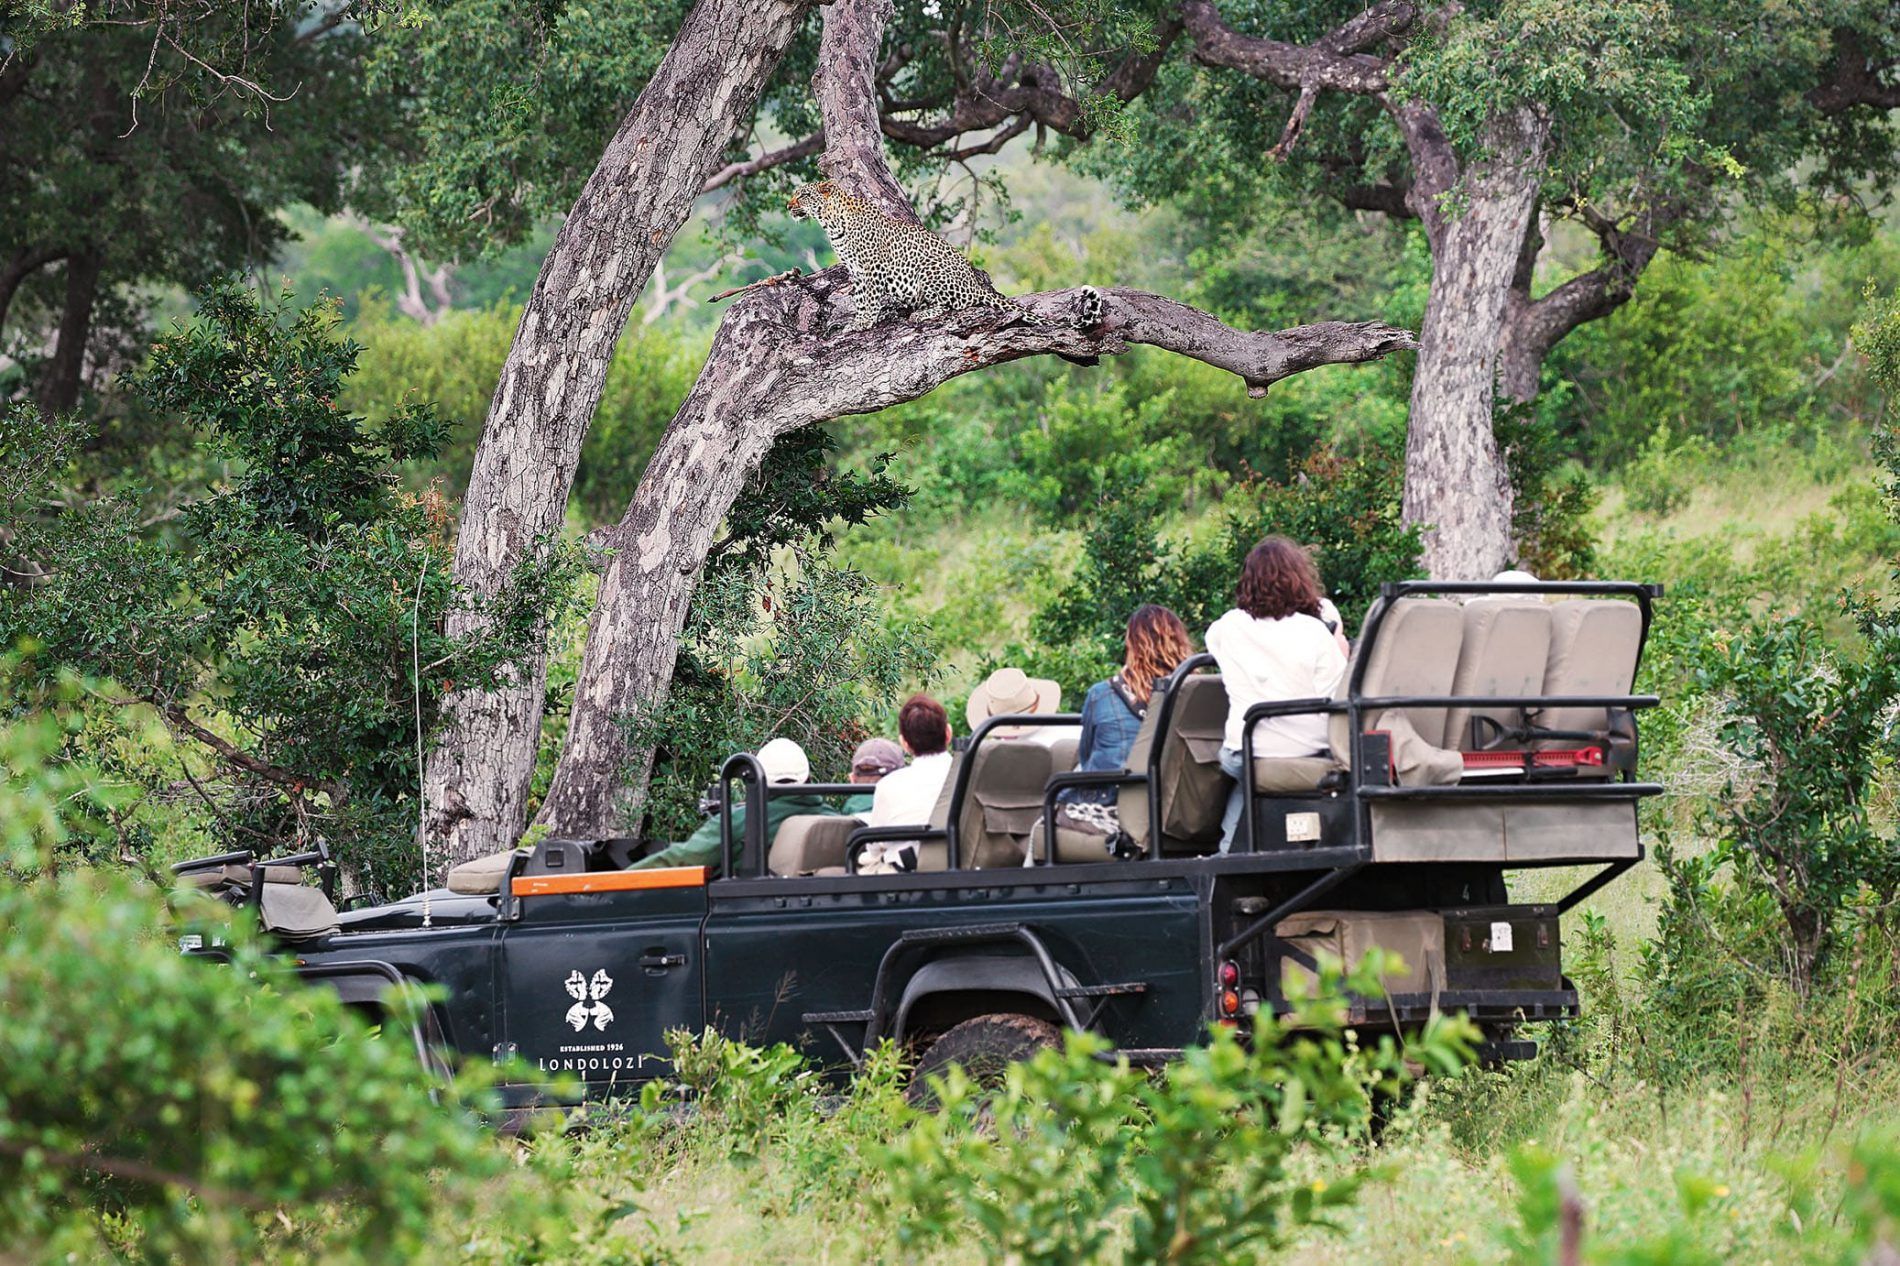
1235 536 1324 621
1121 605 1193 707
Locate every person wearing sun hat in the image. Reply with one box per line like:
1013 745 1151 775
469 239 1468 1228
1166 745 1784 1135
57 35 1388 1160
965 666 1065 747
842 736 905 815
630 737 837 873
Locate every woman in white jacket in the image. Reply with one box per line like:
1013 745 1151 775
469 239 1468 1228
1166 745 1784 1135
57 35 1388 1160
1205 537 1348 852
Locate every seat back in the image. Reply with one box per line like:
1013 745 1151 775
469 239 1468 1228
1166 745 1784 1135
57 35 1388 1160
953 740 1051 868
1540 599 1643 740
1443 600 1554 750
770 815 863 875
1048 734 1081 773
1114 673 1231 855
1328 599 1466 788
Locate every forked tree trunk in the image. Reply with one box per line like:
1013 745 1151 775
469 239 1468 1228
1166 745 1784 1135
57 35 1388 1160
534 275 1418 836
423 0 815 869
1395 105 1550 579
534 0 1418 838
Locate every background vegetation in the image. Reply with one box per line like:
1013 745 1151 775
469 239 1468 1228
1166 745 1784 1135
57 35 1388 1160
8 5 1900 1258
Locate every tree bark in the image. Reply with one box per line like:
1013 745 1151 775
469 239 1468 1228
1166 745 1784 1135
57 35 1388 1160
423 0 816 869
36 247 101 417
535 0 1417 838
1392 103 1550 579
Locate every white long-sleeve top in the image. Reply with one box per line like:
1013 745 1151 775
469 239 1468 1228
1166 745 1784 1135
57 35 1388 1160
1205 608 1348 757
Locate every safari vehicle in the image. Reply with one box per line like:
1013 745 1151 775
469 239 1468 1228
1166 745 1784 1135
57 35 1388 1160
176 579 1661 1099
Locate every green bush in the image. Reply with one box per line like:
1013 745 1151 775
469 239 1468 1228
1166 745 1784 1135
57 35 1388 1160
887 952 1477 1266
0 681 504 1262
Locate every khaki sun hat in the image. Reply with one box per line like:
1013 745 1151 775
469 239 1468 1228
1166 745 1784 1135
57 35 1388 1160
756 737 812 785
965 667 1061 736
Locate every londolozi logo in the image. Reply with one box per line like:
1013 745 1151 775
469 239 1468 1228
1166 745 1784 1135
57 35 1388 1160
563 968 615 1032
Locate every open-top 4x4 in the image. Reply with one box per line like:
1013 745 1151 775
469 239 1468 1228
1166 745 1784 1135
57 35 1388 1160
177 579 1660 1099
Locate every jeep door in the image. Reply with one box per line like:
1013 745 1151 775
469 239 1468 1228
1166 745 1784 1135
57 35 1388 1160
497 872 708 1095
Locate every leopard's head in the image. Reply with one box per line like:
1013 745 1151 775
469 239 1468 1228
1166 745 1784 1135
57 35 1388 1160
786 179 842 225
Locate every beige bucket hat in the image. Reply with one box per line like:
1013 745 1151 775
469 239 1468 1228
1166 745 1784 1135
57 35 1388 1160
965 667 1061 736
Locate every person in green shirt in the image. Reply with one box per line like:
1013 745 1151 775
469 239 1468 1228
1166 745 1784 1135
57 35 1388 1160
841 737 905 816
631 737 837 874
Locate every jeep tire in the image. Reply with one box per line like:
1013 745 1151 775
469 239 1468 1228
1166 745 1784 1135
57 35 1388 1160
908 1011 1060 1107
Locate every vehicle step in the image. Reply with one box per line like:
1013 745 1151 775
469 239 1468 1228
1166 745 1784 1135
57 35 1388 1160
801 1009 874 1025
1054 982 1148 998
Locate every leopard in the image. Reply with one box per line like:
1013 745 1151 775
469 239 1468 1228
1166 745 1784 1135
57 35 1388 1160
786 179 1105 334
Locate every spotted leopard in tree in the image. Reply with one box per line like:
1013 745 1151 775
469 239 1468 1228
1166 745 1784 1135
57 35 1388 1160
786 180 1105 334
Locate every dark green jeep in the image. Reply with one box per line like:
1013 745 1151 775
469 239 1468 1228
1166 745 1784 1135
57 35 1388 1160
177 580 1660 1100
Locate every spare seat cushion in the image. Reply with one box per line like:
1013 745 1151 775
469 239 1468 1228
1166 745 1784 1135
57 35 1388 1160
447 848 522 895
1275 909 1445 998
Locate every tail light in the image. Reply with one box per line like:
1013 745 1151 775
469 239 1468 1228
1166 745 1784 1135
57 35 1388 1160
1218 960 1240 988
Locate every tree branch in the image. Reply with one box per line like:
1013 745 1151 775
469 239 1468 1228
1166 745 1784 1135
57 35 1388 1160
815 0 916 221
148 699 319 792
1807 28 1900 112
700 130 825 194
1180 0 1403 97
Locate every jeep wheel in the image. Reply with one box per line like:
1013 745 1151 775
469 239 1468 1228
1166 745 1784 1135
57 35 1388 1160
908 1011 1060 1108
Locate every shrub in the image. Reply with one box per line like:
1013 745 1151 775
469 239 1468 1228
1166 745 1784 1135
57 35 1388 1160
886 952 1478 1266
0 686 505 1262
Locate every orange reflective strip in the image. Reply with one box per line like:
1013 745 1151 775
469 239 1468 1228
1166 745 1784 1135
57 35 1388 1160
511 866 710 896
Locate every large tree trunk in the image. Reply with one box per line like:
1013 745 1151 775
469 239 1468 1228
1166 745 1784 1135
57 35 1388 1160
1394 104 1549 579
423 0 815 870
36 247 99 416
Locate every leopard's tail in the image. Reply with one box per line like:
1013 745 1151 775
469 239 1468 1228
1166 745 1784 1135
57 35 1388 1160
1010 284 1106 330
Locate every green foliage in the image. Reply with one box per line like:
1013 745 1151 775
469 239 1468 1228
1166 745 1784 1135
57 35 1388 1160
1026 446 1422 697
0 692 502 1259
0 1 389 408
0 285 579 890
887 952 1477 1265
634 553 936 844
0 871 507 1263
1499 397 1599 577
1559 234 1854 469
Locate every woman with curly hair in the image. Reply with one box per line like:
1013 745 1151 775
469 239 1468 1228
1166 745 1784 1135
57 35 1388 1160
1205 536 1348 851
1051 605 1195 840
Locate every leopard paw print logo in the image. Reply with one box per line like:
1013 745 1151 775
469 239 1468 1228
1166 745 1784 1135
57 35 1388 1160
563 969 615 1032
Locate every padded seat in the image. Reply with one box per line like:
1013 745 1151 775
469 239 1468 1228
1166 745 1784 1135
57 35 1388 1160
770 815 863 876
447 848 521 895
1119 672 1231 856
258 882 339 939
1329 598 1464 787
1025 817 1120 865
1443 599 1553 750
1048 734 1081 773
181 863 305 888
1539 599 1643 747
954 740 1052 868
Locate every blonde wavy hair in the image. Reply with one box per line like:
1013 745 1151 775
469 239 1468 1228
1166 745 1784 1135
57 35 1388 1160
1121 605 1194 708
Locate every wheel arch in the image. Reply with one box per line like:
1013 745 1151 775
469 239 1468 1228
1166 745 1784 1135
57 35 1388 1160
891 953 1078 1046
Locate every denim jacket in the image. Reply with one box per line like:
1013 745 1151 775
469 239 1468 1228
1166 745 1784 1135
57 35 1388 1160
1060 677 1144 806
